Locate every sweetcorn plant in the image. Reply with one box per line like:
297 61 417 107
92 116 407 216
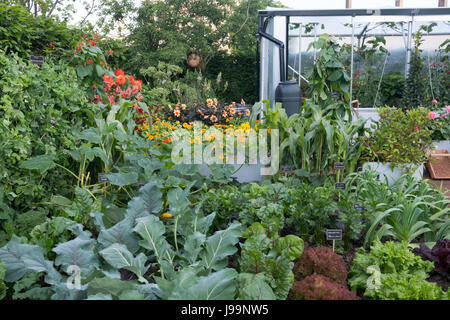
361 106 433 165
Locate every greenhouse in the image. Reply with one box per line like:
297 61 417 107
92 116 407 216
0 0 449 306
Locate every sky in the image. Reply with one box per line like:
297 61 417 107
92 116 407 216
73 0 448 25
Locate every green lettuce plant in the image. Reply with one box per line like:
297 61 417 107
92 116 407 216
349 240 448 300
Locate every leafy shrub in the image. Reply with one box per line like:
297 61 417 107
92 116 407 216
0 3 80 57
0 50 97 217
413 239 450 274
293 247 347 285
361 106 433 164
348 240 448 299
289 274 359 300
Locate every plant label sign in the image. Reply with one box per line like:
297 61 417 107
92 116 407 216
98 173 109 182
335 183 346 190
334 162 345 170
30 56 44 66
326 229 343 241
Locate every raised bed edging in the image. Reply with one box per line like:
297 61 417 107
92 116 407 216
362 162 424 186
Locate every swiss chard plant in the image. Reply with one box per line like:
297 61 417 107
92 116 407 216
238 222 304 300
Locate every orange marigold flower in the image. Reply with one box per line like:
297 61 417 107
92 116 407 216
116 75 126 85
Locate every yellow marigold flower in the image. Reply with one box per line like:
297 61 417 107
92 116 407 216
201 129 206 133
219 154 224 159
161 212 173 219
183 123 191 130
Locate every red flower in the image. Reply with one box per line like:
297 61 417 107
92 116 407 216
115 68 125 77
86 59 93 65
49 42 55 47
429 112 436 119
162 138 172 144
108 49 114 55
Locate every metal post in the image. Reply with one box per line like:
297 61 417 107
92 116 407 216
257 15 261 102
349 16 355 110
259 17 267 102
405 15 414 77
286 16 290 80
313 23 317 61
298 23 302 86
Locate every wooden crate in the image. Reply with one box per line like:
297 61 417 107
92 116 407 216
427 149 450 179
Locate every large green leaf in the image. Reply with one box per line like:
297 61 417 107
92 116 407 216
236 273 276 300
20 154 56 173
133 215 174 278
52 237 99 275
201 221 242 271
186 268 237 300
100 243 149 284
98 217 140 254
105 172 139 187
139 182 163 215
0 238 60 284
275 235 304 260
87 277 137 298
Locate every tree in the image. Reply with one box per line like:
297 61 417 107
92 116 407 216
125 0 234 75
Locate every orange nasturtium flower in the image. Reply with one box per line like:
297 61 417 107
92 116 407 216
162 137 172 143
103 74 114 84
115 68 125 76
116 75 126 85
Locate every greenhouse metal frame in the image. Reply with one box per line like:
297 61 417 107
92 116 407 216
257 7 450 106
